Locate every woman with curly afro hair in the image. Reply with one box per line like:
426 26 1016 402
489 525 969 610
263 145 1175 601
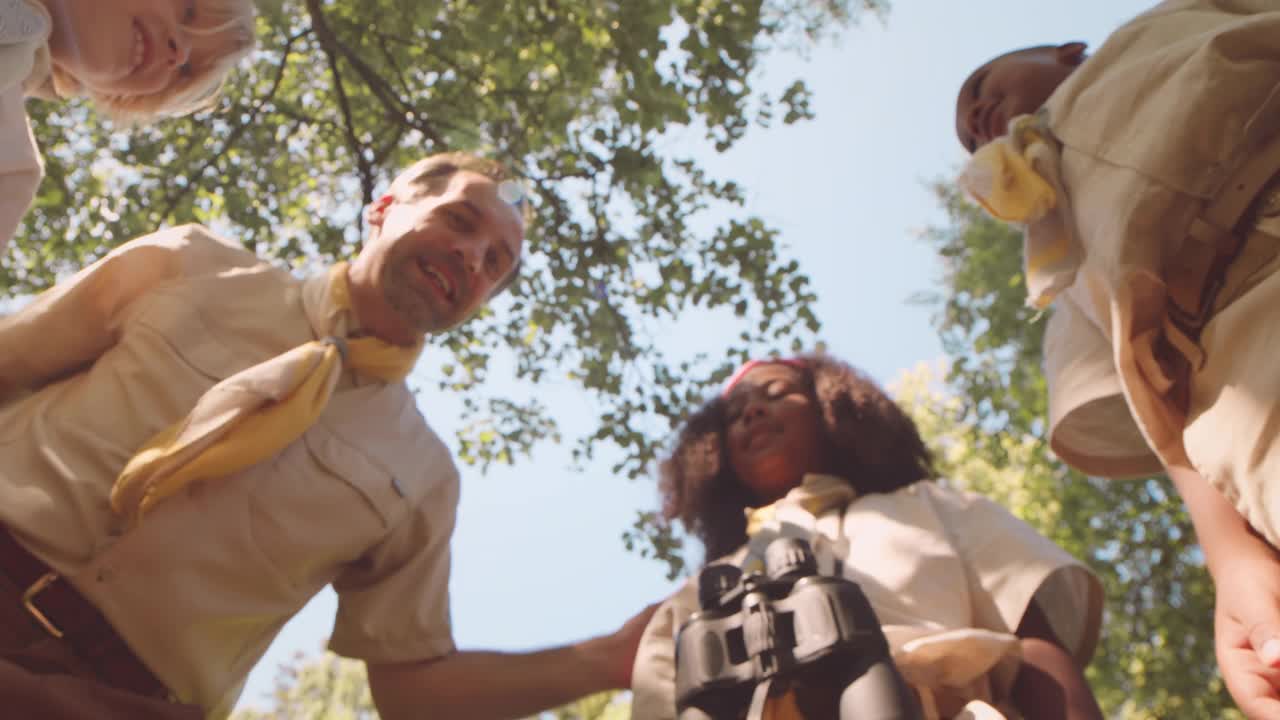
630 353 1106 720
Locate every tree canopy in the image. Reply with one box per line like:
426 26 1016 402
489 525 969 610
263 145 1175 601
14 0 887 526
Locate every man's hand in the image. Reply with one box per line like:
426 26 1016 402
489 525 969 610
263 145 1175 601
1215 539 1280 719
1167 464 1280 718
586 601 661 689
368 600 663 720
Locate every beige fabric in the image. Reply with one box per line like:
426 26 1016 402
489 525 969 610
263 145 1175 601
631 477 1103 720
0 0 50 255
1038 0 1280 480
109 262 424 525
1044 292 1165 478
0 225 460 718
1182 207 1280 546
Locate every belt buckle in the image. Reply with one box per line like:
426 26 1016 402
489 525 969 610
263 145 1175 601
21 571 64 639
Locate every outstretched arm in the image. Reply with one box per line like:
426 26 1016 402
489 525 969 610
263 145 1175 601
1011 601 1104 720
366 602 658 720
0 237 184 401
1167 464 1280 719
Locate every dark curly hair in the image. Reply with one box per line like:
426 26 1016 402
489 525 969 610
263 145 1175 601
658 353 936 563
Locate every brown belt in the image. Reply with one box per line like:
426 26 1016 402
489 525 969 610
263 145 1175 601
0 527 171 700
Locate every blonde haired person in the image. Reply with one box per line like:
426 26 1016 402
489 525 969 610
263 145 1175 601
0 0 256 254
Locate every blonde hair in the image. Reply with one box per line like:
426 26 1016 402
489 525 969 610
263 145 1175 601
41 0 257 123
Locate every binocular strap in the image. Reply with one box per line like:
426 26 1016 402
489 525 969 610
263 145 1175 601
745 676 775 720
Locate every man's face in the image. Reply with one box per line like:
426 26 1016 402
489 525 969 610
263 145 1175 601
955 43 1086 153
354 171 524 342
45 0 226 98
724 363 829 504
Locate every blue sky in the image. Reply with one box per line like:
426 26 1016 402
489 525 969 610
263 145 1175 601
237 0 1156 711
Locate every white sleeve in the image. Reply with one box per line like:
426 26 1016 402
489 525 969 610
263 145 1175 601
0 82 42 255
1044 292 1163 478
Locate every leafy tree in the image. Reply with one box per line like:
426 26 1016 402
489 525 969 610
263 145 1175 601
231 651 376 720
230 650 631 719
911 182 1238 718
533 692 633 720
14 1 889 531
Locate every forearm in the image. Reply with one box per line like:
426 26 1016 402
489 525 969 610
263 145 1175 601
1165 464 1262 575
0 241 174 393
368 640 617 720
1011 637 1103 720
1012 601 1102 720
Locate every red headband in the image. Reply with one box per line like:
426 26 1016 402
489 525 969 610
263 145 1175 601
721 358 807 397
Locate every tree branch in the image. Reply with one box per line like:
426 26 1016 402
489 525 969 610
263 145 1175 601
155 29 307 220
315 22 375 214
303 0 445 149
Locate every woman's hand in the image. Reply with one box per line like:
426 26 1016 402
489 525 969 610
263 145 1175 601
1215 539 1280 719
589 600 662 689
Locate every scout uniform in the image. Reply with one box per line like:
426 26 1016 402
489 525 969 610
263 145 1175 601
0 225 460 717
967 2 1280 546
630 475 1103 720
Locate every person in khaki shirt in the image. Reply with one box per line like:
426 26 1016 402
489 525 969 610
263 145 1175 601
953 1 1280 715
0 152 656 719
631 354 1104 720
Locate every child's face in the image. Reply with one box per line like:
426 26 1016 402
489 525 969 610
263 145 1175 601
723 363 829 504
954 43 1086 153
45 0 215 99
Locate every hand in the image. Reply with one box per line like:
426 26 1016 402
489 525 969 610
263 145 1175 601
1215 538 1280 719
595 601 661 690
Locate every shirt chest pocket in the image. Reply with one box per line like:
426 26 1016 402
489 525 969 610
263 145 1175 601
127 280 311 385
126 288 255 385
245 423 415 592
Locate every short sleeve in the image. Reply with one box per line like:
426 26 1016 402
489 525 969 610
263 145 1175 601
327 470 459 663
1045 291 1163 478
927 484 1104 667
0 83 41 254
630 580 699 720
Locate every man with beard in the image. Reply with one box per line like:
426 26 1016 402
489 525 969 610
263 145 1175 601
0 152 655 719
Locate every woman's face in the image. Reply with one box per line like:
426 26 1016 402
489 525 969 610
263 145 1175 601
723 363 830 504
43 0 219 99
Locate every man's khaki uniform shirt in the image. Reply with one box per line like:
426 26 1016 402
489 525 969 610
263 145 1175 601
630 479 1103 720
1037 1 1280 544
0 225 459 717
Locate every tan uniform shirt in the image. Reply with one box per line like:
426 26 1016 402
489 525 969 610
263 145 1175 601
631 478 1103 720
0 0 49 254
0 225 459 717
1037 1 1280 542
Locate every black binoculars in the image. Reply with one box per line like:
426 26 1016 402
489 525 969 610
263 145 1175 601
673 537 922 720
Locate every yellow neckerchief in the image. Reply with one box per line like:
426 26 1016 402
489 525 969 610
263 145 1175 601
959 111 1083 310
740 474 857 720
743 473 855 542
110 262 424 526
